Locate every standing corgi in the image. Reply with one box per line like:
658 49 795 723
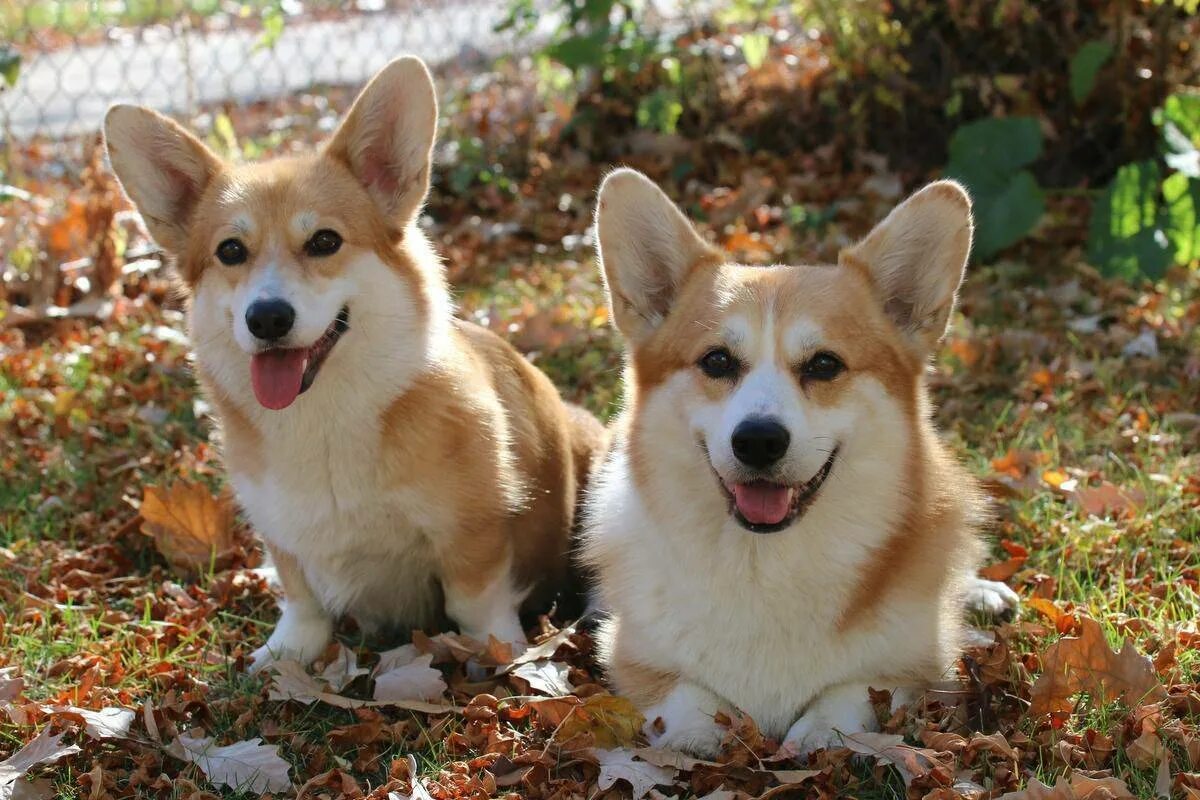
582 169 1018 756
103 57 604 670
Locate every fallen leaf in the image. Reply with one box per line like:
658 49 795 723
591 748 675 800
40 706 134 740
558 695 645 749
1029 616 1166 716
373 654 447 703
1070 481 1145 519
319 644 368 692
503 625 576 671
1155 750 1171 799
841 732 952 788
140 483 235 574
998 773 1135 799
512 660 574 696
172 733 291 794
268 660 456 714
0 727 82 798
981 556 1025 581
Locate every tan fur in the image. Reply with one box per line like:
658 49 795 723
583 170 1006 755
104 57 604 665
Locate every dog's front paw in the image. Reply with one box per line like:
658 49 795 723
645 717 725 758
780 685 876 758
641 683 728 757
248 607 333 674
964 576 1020 617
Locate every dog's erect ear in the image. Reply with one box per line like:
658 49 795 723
324 56 437 232
103 105 223 254
840 180 973 356
595 168 718 341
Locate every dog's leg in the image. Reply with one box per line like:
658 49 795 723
441 542 527 645
780 683 877 758
249 544 334 673
963 575 1020 616
641 681 729 757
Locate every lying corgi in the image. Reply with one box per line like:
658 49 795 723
104 57 604 670
583 169 1018 756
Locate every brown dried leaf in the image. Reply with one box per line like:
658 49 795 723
998 774 1135 799
1071 482 1145 519
841 732 952 788
0 727 82 795
1029 616 1166 716
140 483 235 574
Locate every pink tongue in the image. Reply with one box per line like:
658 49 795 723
250 349 308 410
732 483 794 525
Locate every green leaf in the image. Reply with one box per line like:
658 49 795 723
946 117 1042 192
1069 40 1113 105
741 32 769 70
1162 172 1200 265
254 4 285 52
636 88 682 135
944 117 1045 259
544 29 609 71
971 171 1045 260
0 47 20 87
1157 91 1200 178
1087 161 1172 280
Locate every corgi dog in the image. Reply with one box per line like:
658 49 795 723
103 57 604 670
582 169 1018 757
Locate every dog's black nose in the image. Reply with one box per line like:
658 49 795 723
732 417 790 469
245 299 296 341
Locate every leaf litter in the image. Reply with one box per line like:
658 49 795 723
0 18 1197 800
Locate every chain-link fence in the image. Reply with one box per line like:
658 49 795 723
0 1 534 143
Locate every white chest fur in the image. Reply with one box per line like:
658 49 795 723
232 402 447 629
589 445 948 739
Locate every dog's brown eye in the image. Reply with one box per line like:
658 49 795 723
305 229 342 257
216 238 247 266
698 347 738 379
802 351 845 381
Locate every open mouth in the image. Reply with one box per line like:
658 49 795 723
249 306 350 410
716 447 839 534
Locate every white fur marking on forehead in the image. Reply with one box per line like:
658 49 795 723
723 315 752 349
230 213 254 236
784 318 824 356
291 211 318 238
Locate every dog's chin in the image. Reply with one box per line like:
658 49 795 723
713 447 839 534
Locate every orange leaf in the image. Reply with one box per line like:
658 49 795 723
140 482 235 575
980 557 1025 582
1029 616 1166 717
1042 469 1070 489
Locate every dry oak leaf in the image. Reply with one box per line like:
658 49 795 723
140 483 235 574
171 733 291 794
591 748 675 800
39 706 134 740
0 727 81 799
841 732 953 788
1029 616 1167 716
998 773 1135 799
373 654 448 703
512 660 574 696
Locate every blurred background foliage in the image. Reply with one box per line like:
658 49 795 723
499 0 1200 279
